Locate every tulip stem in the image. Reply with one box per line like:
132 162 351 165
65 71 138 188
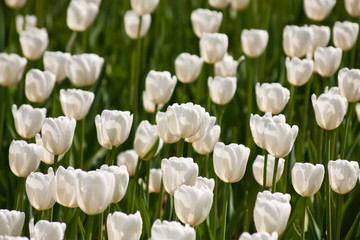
0 86 6 160
156 180 164 220
262 153 268 190
300 77 313 157
271 158 278 193
220 183 230 240
172 195 178 221
66 31 77 53
245 58 258 146
340 102 353 158
79 118 85 169
326 130 336 240
134 17 143 127
145 160 151 206
53 155 59 173
177 139 184 157
99 212 104 240
85 215 95 240
212 177 218 238
287 85 296 125
105 147 116 166
302 197 308 240
335 193 343 240
15 177 25 211
131 160 142 212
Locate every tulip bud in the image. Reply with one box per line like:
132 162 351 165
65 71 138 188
231 0 250 10
25 69 55 103
195 176 215 191
76 169 115 215
213 142 250 183
29 218 66 240
215 54 244 77
174 184 213 226
0 53 27 87
175 53 203 83
333 21 359 51
0 210 25 236
253 191 291 235
26 168 55 210
312 88 348 130
338 68 360 102
145 70 177 105
200 33 228 64
60 89 94 120
134 120 163 160
95 110 133 150
303 0 336 21
35 134 65 165
250 113 283 149
314 47 342 77
209 0 230 9
150 219 195 240
131 0 159 15
356 103 360 122
142 91 164 114
148 168 162 193
253 155 285 187
107 211 143 240
16 15 37 34
283 25 313 58
65 53 104 87
328 159 359 194
51 166 79 208
208 76 237 105
256 83 290 114
117 150 138 176
161 157 198 195
156 111 180 144
43 51 71 82
185 112 216 143
12 104 46 139
190 9 222 38
241 29 269 58
345 0 360 17
9 140 42 177
100 165 129 203
239 232 278 240
124 11 152 39
285 57 314 86
166 102 206 138
308 25 330 53
192 125 220 155
291 163 324 197
67 0 99 32
4 0 26 8
19 27 48 60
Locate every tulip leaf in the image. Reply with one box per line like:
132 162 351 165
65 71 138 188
77 216 86 240
344 211 360 240
142 137 160 161
307 206 322 240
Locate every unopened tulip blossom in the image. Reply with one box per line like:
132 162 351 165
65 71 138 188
148 168 162 193
283 25 313 58
231 0 250 10
185 112 216 143
35 134 65 165
161 157 198 195
134 120 163 160
285 57 314 86
250 112 278 150
0 210 25 236
145 70 177 105
0 53 27 87
209 0 230 9
303 0 336 21
43 51 71 82
100 165 129 203
67 0 99 32
19 27 48 60
156 112 180 144
192 125 220 155
328 159 359 194
338 68 360 102
150 219 195 240
333 21 359 51
308 25 330 53
4 0 27 8
124 11 152 39
241 29 269 58
16 15 37 34
175 53 203 83
292 163 324 197
344 0 360 17
131 0 159 15
256 83 290 114
107 211 143 240
239 232 278 240
214 54 244 77
253 155 285 187
208 76 237 105
190 9 222 38
253 191 291 235
200 33 228 64
60 89 95 120
25 69 56 103
12 104 46 139
29 218 66 240
117 150 138 176
314 47 342 77
195 176 215 191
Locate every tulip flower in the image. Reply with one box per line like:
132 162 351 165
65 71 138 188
0 53 27 87
291 163 324 197
161 157 198 195
143 91 164 114
241 29 269 58
26 168 55 210
16 15 37 34
255 83 290 114
214 54 244 77
192 125 220 155
333 21 359 51
252 155 285 187
66 0 99 32
166 102 206 138
60 89 94 120
185 112 216 143
95 110 133 150
209 0 230 9
19 27 48 60
134 120 163 160
9 140 42 178
150 219 196 240
312 87 348 130
208 76 237 105
145 70 177 105
231 0 250 10
43 51 71 82
213 142 250 183
156 111 180 144
148 168 162 193
239 232 278 240
25 69 56 103
190 9 222 38
250 112 278 150
174 184 213 226
29 219 66 240
314 46 342 77
0 210 25 236
303 0 336 21
175 53 203 83
338 68 360 102
200 33 228 64
124 11 152 39
283 25 313 58
100 165 129 203
65 53 104 87
345 0 360 17
107 211 143 240
51 166 80 208
285 57 314 86
356 103 360 122
41 116 76 156
0 236 28 240
4 0 26 8
308 25 330 53
195 176 215 191
12 104 46 139
117 150 139 176
35 134 65 165
131 0 159 15
76 169 115 215
328 159 359 194
253 191 291 235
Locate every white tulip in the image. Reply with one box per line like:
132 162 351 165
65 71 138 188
0 210 25 236
100 165 129 203
145 70 177 105
12 104 46 139
285 57 314 86
215 54 244 77
252 155 285 187
231 0 250 10
60 89 94 120
66 0 99 32
156 111 180 144
16 15 37 34
333 21 359 51
148 168 162 193
190 9 222 38
208 76 237 105
35 134 65 165
185 112 216 143
107 211 143 240
314 46 342 77
195 176 215 191
239 232 278 240
0 53 27 87
338 68 360 102
283 25 313 58
241 29 269 58
4 0 26 8
134 120 163 160
124 11 152 39
356 103 360 122
328 159 359 194
43 51 71 82
19 27 48 60
117 150 138 176
192 125 220 155
255 83 290 114
308 25 330 53
292 162 324 197
131 0 159 15
200 33 228 64
175 53 203 83
209 0 230 9
25 69 56 103
29 218 66 240
344 0 360 17
51 166 80 207
150 219 195 240
142 91 164 114
303 0 336 21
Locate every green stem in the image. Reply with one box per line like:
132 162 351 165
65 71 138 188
220 183 230 240
53 155 59 173
326 130 335 240
302 197 308 240
263 153 268 189
131 160 142 212
205 154 209 178
246 58 258 146
177 138 184 157
300 77 313 157
0 87 6 160
156 180 164 220
51 84 58 117
66 31 77 53
15 177 25 211
134 17 143 127
85 215 95 240
105 147 116 166
172 195 178 221
79 118 85 169
335 194 343 240
340 103 353 158
287 85 296 125
99 212 104 240
145 160 151 206
271 158 279 193
212 177 218 239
